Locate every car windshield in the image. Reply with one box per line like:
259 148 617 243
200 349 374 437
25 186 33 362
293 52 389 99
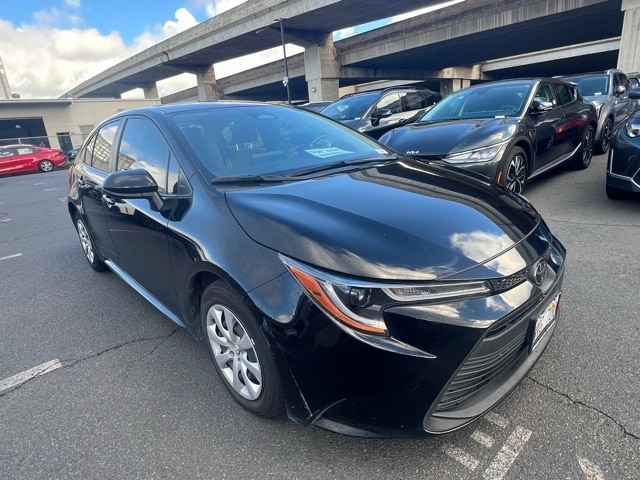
419 81 534 121
321 93 379 121
563 75 609 96
170 105 392 179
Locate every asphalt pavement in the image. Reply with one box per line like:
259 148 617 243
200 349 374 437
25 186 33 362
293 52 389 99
0 156 638 480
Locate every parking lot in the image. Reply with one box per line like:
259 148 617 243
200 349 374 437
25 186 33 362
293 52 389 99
0 156 639 479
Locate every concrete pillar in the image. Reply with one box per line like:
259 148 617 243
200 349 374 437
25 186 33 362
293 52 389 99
440 78 471 98
142 83 159 99
196 64 222 102
618 0 640 72
304 34 340 102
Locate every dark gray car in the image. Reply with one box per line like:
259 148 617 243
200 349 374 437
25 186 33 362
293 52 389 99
321 86 441 139
562 69 632 154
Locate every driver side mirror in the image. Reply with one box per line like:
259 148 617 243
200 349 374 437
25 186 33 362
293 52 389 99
103 169 164 211
615 84 627 96
370 108 393 126
531 98 554 114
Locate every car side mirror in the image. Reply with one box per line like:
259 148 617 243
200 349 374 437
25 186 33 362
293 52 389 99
103 168 164 211
615 84 627 96
370 108 393 126
629 87 640 100
531 98 554 114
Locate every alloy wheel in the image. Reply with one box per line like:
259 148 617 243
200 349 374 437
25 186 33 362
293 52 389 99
39 160 54 172
206 304 262 400
582 126 594 167
76 218 95 264
505 154 526 194
601 119 612 154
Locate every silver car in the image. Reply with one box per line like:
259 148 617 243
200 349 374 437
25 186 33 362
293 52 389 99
563 69 632 154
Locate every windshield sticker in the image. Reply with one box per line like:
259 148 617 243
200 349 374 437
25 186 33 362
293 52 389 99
305 147 352 158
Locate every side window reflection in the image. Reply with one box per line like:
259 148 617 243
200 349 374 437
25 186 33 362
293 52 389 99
117 118 170 193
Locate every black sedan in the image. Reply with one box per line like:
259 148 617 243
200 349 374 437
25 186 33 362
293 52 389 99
607 87 640 199
68 102 565 437
379 79 598 194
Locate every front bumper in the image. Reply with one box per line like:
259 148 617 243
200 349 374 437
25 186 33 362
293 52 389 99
261 232 566 438
607 138 640 193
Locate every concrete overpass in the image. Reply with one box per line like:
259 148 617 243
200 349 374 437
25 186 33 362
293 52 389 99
64 0 640 103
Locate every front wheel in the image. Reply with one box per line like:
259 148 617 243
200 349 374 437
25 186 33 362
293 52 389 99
596 117 613 155
571 124 594 170
498 146 527 194
38 160 55 172
201 280 284 417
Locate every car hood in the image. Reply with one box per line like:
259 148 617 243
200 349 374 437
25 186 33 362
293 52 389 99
381 118 520 157
225 161 541 281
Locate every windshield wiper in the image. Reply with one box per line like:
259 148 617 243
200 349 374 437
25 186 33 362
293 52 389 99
211 174 294 185
286 156 397 178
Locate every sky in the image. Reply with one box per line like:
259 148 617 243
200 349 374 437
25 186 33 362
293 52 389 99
0 0 463 99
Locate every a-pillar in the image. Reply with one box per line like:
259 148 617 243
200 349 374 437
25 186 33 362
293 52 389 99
304 34 340 103
142 83 159 99
618 0 640 72
196 64 222 102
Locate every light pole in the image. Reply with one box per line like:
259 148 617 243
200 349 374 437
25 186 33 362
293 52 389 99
277 18 291 105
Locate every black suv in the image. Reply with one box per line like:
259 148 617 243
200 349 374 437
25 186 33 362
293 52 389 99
321 86 442 139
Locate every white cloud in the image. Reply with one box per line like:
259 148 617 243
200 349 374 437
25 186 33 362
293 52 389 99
65 0 81 7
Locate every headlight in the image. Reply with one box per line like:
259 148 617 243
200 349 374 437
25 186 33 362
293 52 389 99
626 118 640 138
443 142 508 164
280 255 492 336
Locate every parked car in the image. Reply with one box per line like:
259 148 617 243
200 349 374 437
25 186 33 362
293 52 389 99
606 87 640 199
65 147 80 161
68 102 565 437
321 86 442 139
0 144 67 175
562 69 632 154
379 78 598 194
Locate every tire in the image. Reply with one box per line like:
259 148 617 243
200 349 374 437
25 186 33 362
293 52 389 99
74 214 106 271
498 146 527 194
606 183 628 200
201 280 284 417
596 117 613 155
38 160 55 172
571 124 594 170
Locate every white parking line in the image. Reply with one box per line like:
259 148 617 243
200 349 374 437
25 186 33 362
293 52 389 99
0 359 62 394
472 430 496 448
442 444 479 471
578 457 605 480
32 182 45 186
483 426 533 480
58 197 67 202
484 411 510 429
44 188 57 192
0 218 10 222
0 253 22 261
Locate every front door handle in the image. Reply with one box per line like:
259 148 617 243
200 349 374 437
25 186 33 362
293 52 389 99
102 195 116 208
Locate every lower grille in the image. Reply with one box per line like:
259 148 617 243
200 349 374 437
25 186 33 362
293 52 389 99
435 327 528 412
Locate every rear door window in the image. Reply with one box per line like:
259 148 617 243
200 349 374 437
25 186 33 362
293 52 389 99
85 120 121 173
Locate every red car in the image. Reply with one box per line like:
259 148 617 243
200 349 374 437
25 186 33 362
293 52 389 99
0 145 67 175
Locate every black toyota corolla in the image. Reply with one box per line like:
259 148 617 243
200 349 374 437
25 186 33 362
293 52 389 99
68 102 565 438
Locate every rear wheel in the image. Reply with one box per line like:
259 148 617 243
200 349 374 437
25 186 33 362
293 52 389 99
74 215 106 271
596 117 613 155
201 280 284 417
571 124 594 170
499 146 527 194
38 160 55 172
